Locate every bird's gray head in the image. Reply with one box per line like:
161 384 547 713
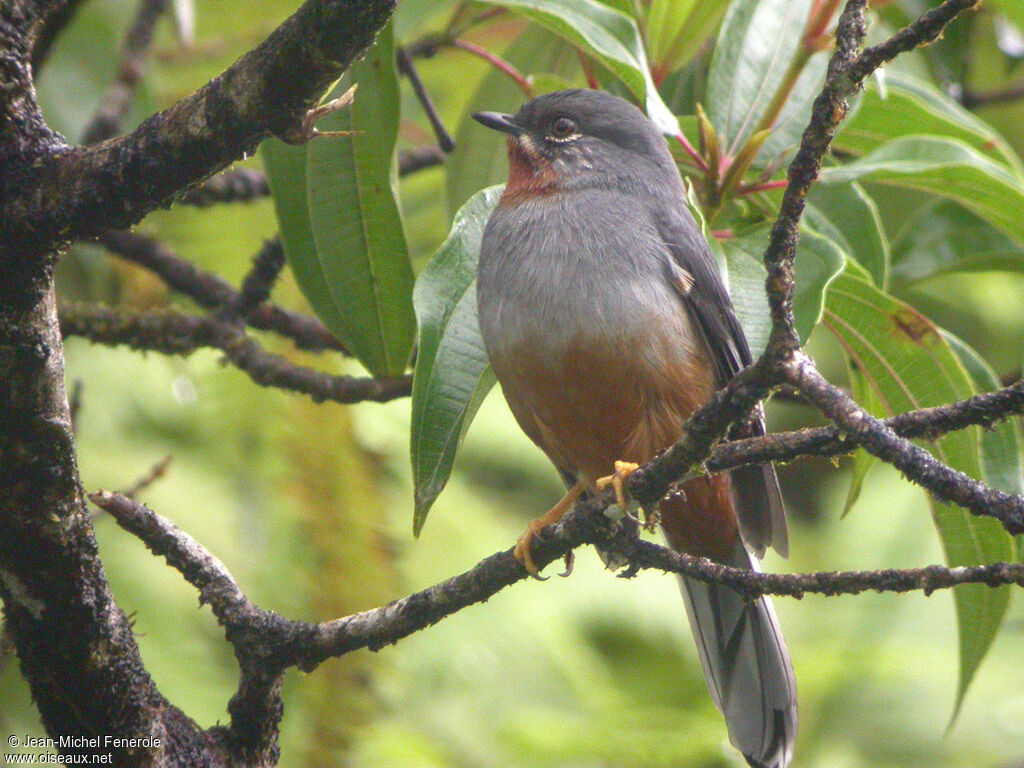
473 89 676 196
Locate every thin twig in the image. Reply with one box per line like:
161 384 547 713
99 230 347 353
627 0 1020 541
398 145 445 175
178 168 271 207
68 378 84 429
122 455 173 499
397 47 455 152
58 302 411 405
784 353 1024 534
708 377 1024 471
849 0 981 83
961 80 1024 109
225 238 287 321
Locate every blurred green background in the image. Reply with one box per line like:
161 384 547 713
3 0 1024 766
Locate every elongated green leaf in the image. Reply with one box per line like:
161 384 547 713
262 140 349 345
477 0 677 133
890 200 1024 284
718 225 844 356
305 24 415 377
945 332 1024 499
836 72 1023 175
392 0 449 39
411 187 503 534
806 182 889 288
821 135 1024 249
823 267 1015 712
446 26 578 216
706 0 829 164
647 0 728 76
841 361 882 518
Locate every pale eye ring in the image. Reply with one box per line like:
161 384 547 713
549 116 578 140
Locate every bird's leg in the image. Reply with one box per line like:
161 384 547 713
514 481 584 579
596 460 658 531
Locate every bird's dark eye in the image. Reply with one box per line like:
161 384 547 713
549 117 578 139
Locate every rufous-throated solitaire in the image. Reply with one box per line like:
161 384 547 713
472 89 797 768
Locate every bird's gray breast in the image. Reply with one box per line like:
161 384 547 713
476 191 697 368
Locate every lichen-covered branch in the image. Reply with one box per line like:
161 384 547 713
3 0 398 261
0 0 398 760
175 147 444 208
178 167 272 206
784 353 1024 534
708 378 1024 471
90 491 1024 685
99 230 347 352
59 302 411 404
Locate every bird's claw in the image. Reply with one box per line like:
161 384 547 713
514 523 550 580
513 482 583 581
596 460 640 515
558 551 575 577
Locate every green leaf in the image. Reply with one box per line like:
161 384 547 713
805 181 890 288
262 140 350 346
302 24 415 377
841 362 881 518
392 0 449 40
446 26 578 216
718 225 845 356
478 0 678 134
705 0 829 164
944 333 1024 498
890 200 1024 284
823 267 1015 713
835 72 1023 175
647 0 728 77
410 187 504 534
820 135 1024 250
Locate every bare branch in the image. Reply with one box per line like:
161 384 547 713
178 167 271 207
762 0 868 351
58 302 411 404
225 238 287 321
122 455 173 499
784 353 1024 534
848 0 981 83
627 0 1017 536
4 0 398 260
173 144 443 209
91 490 1024 680
99 230 347 352
397 47 455 152
708 378 1024 471
398 144 445 175
962 80 1024 109
89 492 255 622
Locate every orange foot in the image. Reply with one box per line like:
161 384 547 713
596 460 657 531
514 481 583 579
596 460 639 510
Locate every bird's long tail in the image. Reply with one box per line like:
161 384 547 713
676 534 797 768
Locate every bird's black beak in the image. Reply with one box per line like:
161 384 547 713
472 111 523 136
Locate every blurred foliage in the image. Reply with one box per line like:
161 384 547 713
5 0 1024 767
